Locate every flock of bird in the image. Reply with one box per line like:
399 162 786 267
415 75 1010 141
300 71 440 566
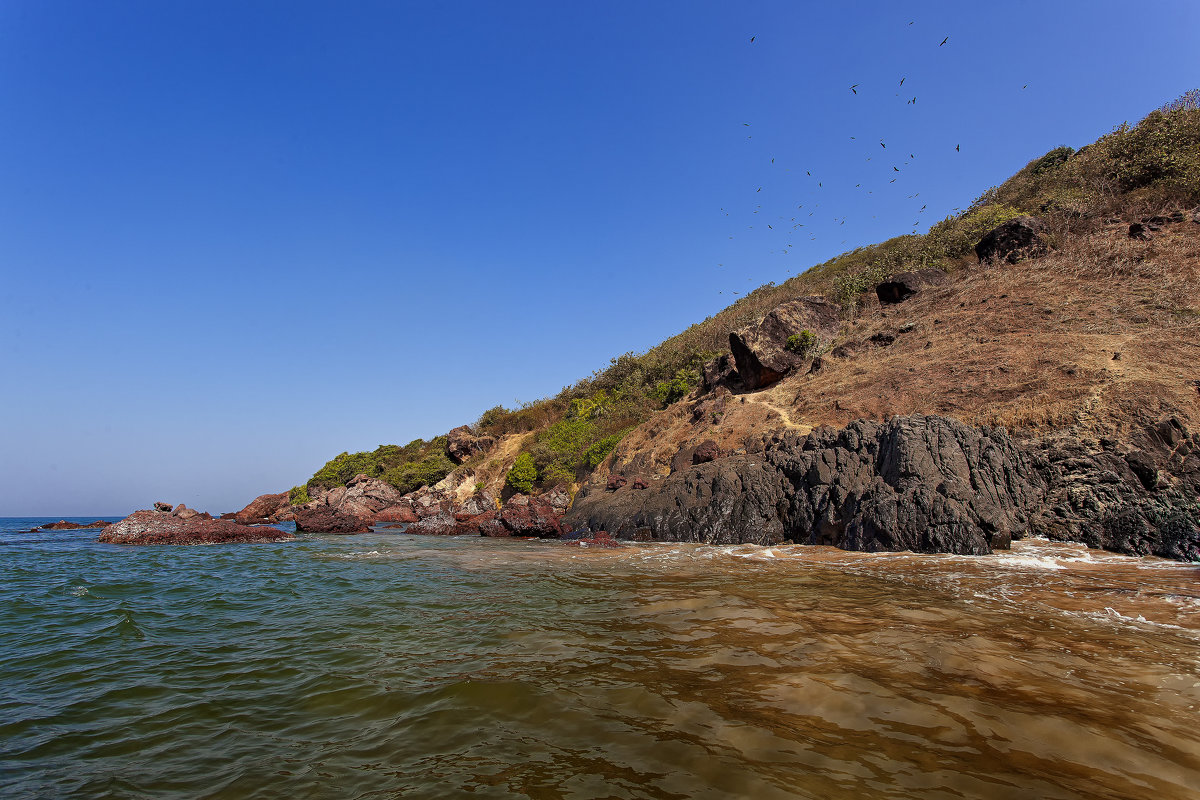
713 24 1029 298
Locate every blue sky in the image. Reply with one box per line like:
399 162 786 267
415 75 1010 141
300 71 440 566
2 1 1197 515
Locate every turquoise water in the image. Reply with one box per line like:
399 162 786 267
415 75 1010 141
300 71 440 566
3 518 1200 799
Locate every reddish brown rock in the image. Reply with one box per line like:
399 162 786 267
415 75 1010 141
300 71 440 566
234 492 290 524
606 475 628 491
98 510 295 545
292 507 371 534
692 440 721 465
631 478 649 490
153 502 173 513
373 504 418 524
41 519 112 530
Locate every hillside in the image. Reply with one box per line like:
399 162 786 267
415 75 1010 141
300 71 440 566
245 97 1200 559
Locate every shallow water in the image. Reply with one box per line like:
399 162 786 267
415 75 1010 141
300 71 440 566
2 518 1198 799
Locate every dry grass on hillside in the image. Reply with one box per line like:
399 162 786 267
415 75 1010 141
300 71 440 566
602 221 1200 476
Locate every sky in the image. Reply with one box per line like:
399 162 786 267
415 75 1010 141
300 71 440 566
1 1 1197 516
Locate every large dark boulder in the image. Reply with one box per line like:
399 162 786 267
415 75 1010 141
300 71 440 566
292 507 371 534
728 297 842 391
99 511 295 545
975 216 1048 264
874 269 948 305
565 415 1043 554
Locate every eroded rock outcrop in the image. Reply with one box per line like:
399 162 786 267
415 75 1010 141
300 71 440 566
99 510 295 545
40 520 111 530
1033 418 1200 561
566 415 1043 554
725 296 842 391
447 425 496 464
234 492 291 524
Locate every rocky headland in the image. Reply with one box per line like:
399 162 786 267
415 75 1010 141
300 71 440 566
137 109 1200 558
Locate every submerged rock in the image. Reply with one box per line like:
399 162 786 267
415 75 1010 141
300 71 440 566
99 511 295 545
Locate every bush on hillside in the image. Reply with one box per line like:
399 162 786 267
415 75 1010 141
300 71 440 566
505 452 538 494
785 330 818 356
288 485 310 505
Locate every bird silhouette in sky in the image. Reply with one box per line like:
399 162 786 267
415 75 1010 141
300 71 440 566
850 84 859 94
893 166 900 171
939 37 949 46
899 77 905 87
750 36 755 43
956 144 960 152
880 141 886 148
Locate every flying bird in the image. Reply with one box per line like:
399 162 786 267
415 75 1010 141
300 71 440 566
850 84 859 94
899 77 905 87
893 166 900 171
750 36 755 43
880 141 886 148
939 36 948 46
956 144 960 152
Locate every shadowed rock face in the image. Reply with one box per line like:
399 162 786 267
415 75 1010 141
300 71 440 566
975 216 1048 264
727 296 842 391
875 269 948 305
99 511 295 545
565 415 1043 555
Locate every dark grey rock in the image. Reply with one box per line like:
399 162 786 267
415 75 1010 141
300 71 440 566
975 216 1049 264
566 415 1042 554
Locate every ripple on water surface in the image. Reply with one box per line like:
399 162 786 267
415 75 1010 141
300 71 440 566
1 523 1198 799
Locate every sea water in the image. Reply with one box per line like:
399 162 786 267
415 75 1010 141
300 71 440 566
2 518 1198 799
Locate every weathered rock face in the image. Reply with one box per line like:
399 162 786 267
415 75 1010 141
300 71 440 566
337 473 408 518
99 511 295 545
1032 418 1200 561
373 505 418 524
292 507 371 534
728 296 842 391
234 492 290 524
447 425 497 464
874 269 948 305
975 216 1048 264
566 415 1043 554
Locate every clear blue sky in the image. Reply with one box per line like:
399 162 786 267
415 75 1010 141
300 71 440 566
2 1 1196 515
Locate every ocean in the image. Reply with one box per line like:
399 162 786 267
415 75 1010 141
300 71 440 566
2 517 1198 799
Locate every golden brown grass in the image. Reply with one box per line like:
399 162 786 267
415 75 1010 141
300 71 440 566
599 221 1200 475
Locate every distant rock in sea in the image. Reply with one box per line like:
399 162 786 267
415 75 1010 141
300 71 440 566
99 508 295 545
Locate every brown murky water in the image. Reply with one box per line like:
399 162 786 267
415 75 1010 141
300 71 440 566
2 525 1198 798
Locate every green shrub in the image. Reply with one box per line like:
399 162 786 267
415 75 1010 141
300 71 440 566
505 452 538 494
785 330 818 356
651 365 700 407
288 486 310 505
584 431 627 469
383 452 455 495
1030 146 1075 176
